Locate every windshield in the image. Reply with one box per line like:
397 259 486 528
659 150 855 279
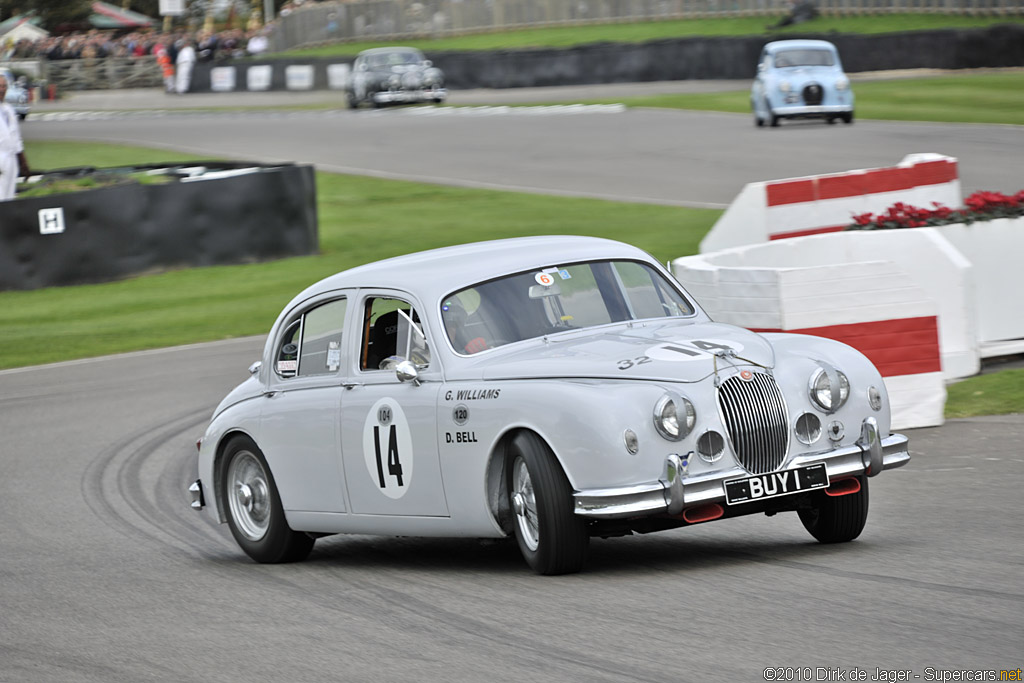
773 49 835 68
365 50 423 68
441 259 695 355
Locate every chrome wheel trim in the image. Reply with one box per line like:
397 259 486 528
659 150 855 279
512 458 540 552
227 450 271 542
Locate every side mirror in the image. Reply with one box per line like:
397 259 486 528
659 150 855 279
396 360 420 385
248 360 262 376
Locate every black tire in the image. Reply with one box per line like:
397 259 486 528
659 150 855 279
507 432 589 575
220 435 314 563
345 92 360 109
842 111 854 124
752 98 764 127
770 113 780 127
798 475 869 543
826 116 837 125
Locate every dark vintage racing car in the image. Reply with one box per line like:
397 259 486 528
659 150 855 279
345 46 447 109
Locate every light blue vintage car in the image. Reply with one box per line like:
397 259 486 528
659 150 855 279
190 236 909 574
751 39 854 127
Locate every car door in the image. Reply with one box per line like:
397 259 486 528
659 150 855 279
340 291 449 517
258 293 351 514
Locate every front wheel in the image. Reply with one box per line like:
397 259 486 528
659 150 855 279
220 435 314 563
798 475 869 543
507 432 589 575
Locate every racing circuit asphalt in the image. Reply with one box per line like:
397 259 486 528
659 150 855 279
3 84 1023 681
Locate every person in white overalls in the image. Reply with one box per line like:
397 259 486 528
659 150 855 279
0 74 30 201
175 38 197 95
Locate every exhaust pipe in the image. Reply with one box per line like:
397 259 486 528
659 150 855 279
825 477 861 497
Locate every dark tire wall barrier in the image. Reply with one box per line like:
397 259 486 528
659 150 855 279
0 163 319 291
188 24 1024 93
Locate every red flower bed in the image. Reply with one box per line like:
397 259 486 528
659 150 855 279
847 190 1024 230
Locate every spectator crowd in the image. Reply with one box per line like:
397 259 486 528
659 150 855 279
1 26 271 63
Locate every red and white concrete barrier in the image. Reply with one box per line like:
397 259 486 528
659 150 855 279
671 229 978 429
701 153 962 253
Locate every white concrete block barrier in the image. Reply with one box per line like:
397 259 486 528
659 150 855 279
671 229 982 429
700 153 962 254
930 218 1024 358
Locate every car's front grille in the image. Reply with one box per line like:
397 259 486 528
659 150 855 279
803 83 824 106
717 372 789 475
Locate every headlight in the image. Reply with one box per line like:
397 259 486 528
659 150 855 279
835 78 850 91
424 68 442 86
779 80 792 93
388 74 401 88
653 392 696 441
809 366 850 413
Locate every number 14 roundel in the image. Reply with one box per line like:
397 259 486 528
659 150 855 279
362 398 415 499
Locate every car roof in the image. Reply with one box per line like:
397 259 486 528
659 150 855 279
764 39 837 52
287 235 658 310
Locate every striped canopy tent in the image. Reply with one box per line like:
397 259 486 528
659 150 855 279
0 12 49 40
88 1 157 29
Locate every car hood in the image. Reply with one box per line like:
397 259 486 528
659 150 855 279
477 321 775 383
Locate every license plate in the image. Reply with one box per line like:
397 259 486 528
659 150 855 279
725 463 828 505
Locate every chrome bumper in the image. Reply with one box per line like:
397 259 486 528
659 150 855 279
373 87 447 104
574 417 909 520
777 104 852 116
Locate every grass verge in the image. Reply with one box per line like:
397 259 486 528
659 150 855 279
945 369 1024 419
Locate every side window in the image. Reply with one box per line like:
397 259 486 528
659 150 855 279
276 320 301 378
361 297 430 372
275 298 348 379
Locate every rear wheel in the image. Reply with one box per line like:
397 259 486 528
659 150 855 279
221 435 314 563
798 475 869 543
842 111 854 124
507 432 589 575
